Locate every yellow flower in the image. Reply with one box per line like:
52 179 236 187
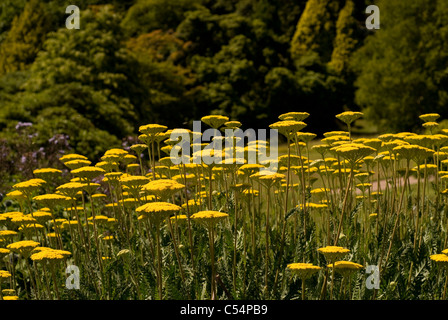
64 159 92 170
317 246 350 263
88 215 109 224
139 124 168 136
335 111 363 125
269 120 307 139
296 132 317 143
13 179 46 194
419 113 440 123
201 115 230 129
30 248 70 263
2 289 16 296
327 261 363 276
393 144 434 164
33 168 62 180
191 210 229 228
278 112 310 122
18 223 44 232
136 202 182 223
142 179 185 199
130 144 148 154
0 248 10 257
104 148 128 158
286 263 321 279
297 203 328 209
430 253 448 268
120 175 150 189
170 214 188 223
31 211 53 223
0 270 12 279
33 194 72 208
59 153 88 163
330 143 376 164
258 173 285 188
223 120 242 129
422 121 439 129
56 182 86 197
6 190 26 202
7 240 40 256
95 161 119 171
71 166 106 180
0 230 18 240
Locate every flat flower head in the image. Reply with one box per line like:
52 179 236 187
258 173 286 188
95 161 119 172
269 120 307 139
0 230 18 240
330 143 375 164
278 112 310 122
104 148 128 158
13 179 46 194
0 248 10 258
7 240 40 256
335 111 363 125
430 254 448 269
419 113 440 123
327 261 363 276
318 246 350 263
59 153 88 163
6 190 26 202
120 175 150 189
130 143 148 154
142 179 185 199
136 202 181 223
0 270 12 279
64 159 92 170
33 168 62 180
422 121 439 129
56 182 87 197
31 211 53 223
71 166 106 180
393 144 434 164
11 215 38 225
201 115 230 129
286 263 321 279
30 248 69 263
33 194 72 209
296 132 317 143
191 210 229 228
19 223 44 232
139 124 168 136
223 121 242 129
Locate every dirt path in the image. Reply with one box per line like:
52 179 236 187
365 175 428 193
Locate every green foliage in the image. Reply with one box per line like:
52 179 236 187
328 0 359 74
0 0 54 75
290 0 342 62
121 0 202 36
0 0 26 44
0 7 141 159
351 0 448 132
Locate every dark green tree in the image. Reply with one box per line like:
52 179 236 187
351 0 448 132
0 7 144 159
0 0 54 75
